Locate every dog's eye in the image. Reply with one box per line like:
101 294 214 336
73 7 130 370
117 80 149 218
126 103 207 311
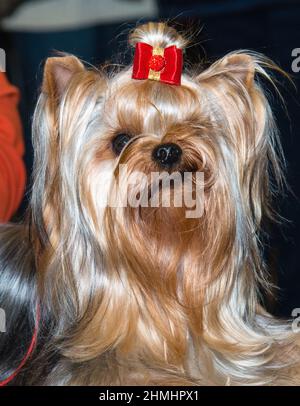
111 133 131 156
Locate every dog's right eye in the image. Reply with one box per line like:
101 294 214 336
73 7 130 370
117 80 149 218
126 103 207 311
111 133 131 156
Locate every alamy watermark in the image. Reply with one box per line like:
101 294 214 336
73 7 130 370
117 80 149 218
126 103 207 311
291 48 300 73
0 48 6 72
0 308 6 333
292 308 300 333
98 164 205 218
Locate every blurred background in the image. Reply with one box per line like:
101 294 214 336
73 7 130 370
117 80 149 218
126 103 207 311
0 0 299 317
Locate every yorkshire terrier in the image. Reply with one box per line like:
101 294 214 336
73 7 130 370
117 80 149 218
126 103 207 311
0 22 299 386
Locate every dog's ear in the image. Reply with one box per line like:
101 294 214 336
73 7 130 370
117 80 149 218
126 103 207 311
42 55 85 100
198 53 255 89
218 53 254 88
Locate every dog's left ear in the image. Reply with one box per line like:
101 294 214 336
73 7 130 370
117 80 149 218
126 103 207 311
198 53 255 89
42 55 85 101
219 54 254 88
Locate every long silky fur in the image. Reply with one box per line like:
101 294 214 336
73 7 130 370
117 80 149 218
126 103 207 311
0 22 299 385
0 225 37 383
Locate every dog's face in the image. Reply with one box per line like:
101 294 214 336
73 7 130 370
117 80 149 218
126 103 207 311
97 75 212 241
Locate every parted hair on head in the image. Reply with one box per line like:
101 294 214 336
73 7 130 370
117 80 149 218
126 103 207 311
129 21 188 49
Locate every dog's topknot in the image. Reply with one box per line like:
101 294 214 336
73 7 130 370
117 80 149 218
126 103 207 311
129 22 188 50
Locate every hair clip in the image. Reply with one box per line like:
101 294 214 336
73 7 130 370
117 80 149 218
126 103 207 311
132 42 183 86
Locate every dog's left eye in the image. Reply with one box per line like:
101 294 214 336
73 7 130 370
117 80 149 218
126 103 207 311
111 133 131 156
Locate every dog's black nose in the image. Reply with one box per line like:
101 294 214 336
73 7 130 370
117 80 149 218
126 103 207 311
152 143 182 168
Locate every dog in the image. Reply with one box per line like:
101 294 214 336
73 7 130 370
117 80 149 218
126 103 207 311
0 21 299 385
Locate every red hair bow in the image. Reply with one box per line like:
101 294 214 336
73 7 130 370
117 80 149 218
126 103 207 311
132 42 183 86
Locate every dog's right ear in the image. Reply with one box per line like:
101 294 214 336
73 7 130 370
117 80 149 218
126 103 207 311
42 55 85 101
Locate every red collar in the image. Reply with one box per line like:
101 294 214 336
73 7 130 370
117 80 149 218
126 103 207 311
0 303 40 386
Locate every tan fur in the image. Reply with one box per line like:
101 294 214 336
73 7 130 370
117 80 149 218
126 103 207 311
28 22 300 385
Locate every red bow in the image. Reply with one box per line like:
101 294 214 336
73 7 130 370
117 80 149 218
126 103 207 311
132 42 183 86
